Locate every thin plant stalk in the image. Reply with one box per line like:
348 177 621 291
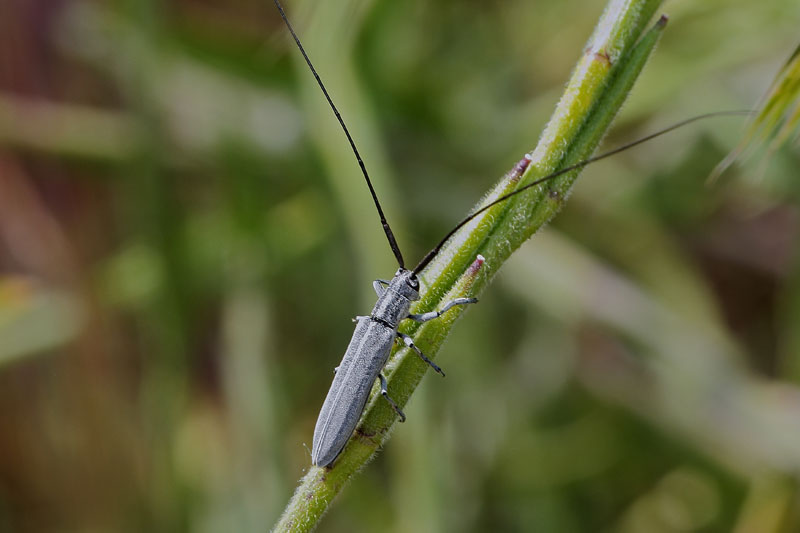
274 0 665 530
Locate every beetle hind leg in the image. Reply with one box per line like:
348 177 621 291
378 373 406 422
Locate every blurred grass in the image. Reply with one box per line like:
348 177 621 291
0 0 799 532
712 43 800 183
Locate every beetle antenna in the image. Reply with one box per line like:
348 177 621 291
274 0 406 268
413 110 752 275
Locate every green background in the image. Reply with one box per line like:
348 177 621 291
0 0 799 531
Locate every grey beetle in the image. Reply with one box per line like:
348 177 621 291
312 269 476 467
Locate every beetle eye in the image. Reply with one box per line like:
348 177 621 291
408 276 420 289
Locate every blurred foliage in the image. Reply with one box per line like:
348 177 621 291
0 0 799 532
713 43 800 182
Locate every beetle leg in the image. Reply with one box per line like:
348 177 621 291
397 332 445 377
372 279 390 297
408 297 478 323
378 373 405 422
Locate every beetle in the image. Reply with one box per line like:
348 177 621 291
311 268 478 466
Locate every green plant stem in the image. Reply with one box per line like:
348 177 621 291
274 1 665 530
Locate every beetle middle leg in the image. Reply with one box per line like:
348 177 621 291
397 332 445 377
408 297 478 323
378 373 405 422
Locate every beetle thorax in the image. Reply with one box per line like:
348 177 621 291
369 269 420 328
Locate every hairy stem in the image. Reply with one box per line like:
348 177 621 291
274 1 665 530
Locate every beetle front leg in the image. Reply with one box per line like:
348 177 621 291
397 332 445 377
378 373 405 422
408 297 478 323
372 279 390 297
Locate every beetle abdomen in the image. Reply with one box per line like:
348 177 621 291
311 319 396 467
